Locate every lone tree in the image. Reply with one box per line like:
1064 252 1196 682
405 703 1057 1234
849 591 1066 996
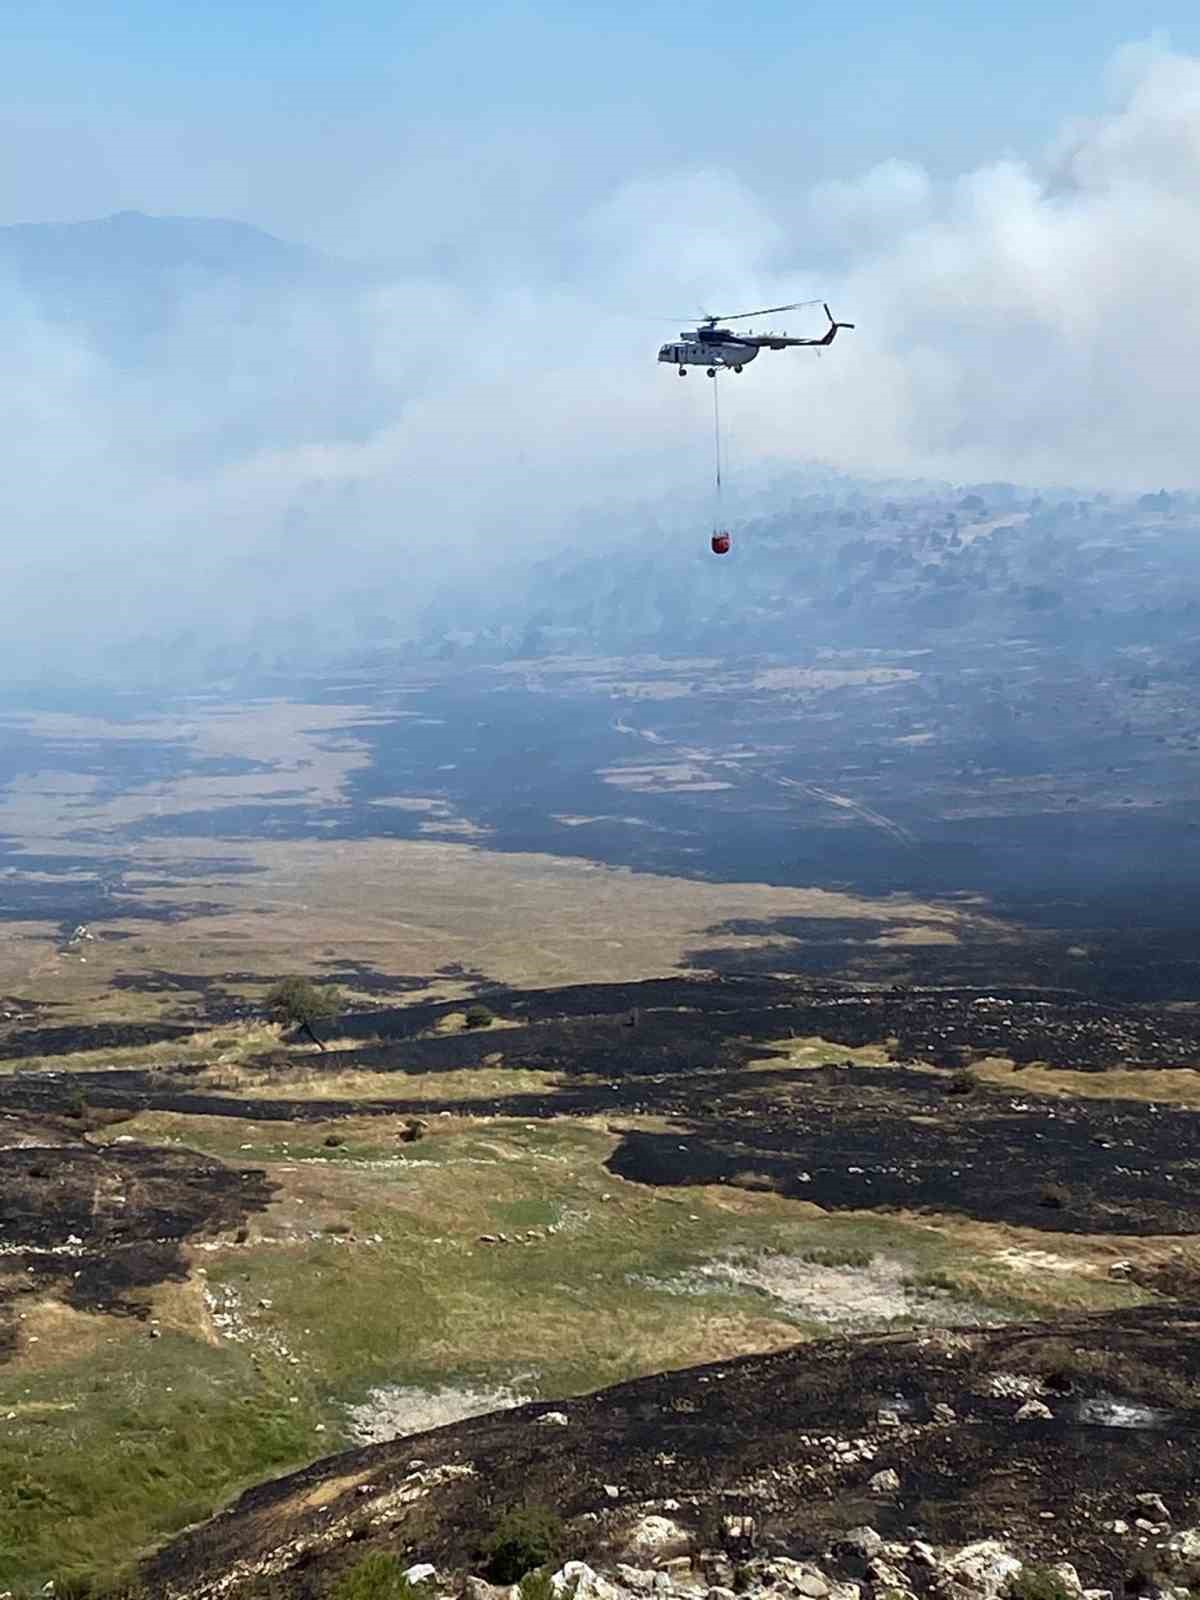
265 976 344 1051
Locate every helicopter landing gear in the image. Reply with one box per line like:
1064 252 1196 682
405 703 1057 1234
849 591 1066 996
733 364 743 373
706 367 717 378
678 366 687 377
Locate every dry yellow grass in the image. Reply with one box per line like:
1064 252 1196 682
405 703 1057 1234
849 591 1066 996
0 831 973 1027
972 1058 1200 1106
217 1065 560 1102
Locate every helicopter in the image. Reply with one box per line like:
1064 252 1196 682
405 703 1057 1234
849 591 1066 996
658 300 854 376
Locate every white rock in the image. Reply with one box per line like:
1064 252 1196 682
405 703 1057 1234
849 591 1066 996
1136 1493 1171 1522
791 1579 829 1599
941 1540 1022 1596
552 1562 624 1600
1043 1565 1082 1598
1166 1526 1200 1557
604 1485 621 1500
868 1469 901 1495
932 1403 957 1423
404 1565 438 1585
876 1408 901 1427
908 1541 937 1568
465 1578 507 1600
538 1411 570 1427
615 1567 658 1594
1015 1399 1053 1421
834 1527 882 1561
621 1517 693 1563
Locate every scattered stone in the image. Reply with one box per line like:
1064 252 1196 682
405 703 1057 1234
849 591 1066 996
604 1484 621 1500
1042 1566 1082 1598
702 1561 734 1590
939 1541 1021 1596
868 1469 901 1495
876 1408 901 1427
909 1542 937 1569
1136 1492 1171 1522
720 1515 756 1551
866 1557 911 1590
932 1403 957 1424
1108 1259 1134 1278
1108 1520 1130 1535
831 1527 882 1576
404 1564 438 1585
465 1577 506 1600
552 1563 624 1600
791 1578 830 1599
615 1567 661 1594
1015 1399 1053 1421
538 1411 569 1427
1166 1527 1200 1557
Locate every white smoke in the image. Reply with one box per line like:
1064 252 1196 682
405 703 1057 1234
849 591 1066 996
3 40 1200 669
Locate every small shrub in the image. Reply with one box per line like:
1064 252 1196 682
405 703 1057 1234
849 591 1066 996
464 1003 496 1030
800 1247 873 1269
945 1069 976 1096
331 1552 431 1600
518 1570 559 1600
485 1504 564 1583
1006 1568 1075 1600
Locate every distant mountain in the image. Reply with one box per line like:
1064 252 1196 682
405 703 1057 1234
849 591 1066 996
0 210 397 467
0 209 374 371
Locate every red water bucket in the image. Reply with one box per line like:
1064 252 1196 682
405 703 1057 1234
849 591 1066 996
711 531 731 555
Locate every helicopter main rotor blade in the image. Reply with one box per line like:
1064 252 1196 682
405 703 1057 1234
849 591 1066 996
709 299 825 323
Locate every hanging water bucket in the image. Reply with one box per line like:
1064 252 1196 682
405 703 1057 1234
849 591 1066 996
711 531 731 555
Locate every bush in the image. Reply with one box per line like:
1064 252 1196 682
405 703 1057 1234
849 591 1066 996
331 1553 432 1600
464 1003 496 1030
945 1069 976 1096
518 1571 559 1600
265 976 344 1029
1006 1568 1075 1600
484 1504 564 1583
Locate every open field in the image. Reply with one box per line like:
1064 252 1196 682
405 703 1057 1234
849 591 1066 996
4 972 1197 1592
1 646 1200 1595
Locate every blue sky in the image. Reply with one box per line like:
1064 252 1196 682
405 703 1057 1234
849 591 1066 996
3 2 1200 253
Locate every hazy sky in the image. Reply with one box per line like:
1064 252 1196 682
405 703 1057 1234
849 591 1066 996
4 4 1200 259
4 8 1200 670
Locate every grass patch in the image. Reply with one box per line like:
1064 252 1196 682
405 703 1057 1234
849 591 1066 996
0 1334 324 1594
971 1059 1200 1107
331 1554 434 1600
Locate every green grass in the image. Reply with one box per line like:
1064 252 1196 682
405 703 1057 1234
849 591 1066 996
0 1335 325 1595
1 1119 1150 1593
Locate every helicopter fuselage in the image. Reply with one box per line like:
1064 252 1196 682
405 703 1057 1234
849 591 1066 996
657 338 761 371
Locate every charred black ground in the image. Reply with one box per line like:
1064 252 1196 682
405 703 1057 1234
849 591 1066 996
141 1305 1200 1597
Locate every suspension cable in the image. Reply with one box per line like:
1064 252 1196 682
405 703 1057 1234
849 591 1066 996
711 372 722 531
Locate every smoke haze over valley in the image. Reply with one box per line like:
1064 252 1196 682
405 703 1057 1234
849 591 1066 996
5 39 1200 678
